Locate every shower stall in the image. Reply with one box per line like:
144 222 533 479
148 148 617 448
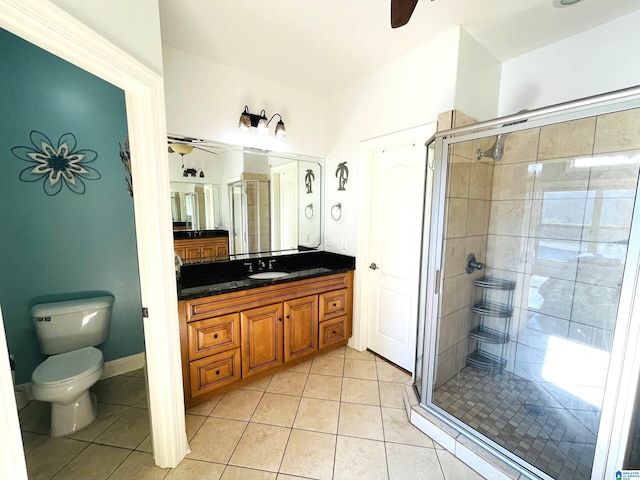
414 87 640 479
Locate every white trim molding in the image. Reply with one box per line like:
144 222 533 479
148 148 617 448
0 0 188 476
101 353 146 379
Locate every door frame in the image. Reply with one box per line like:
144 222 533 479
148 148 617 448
0 1 188 477
354 123 436 362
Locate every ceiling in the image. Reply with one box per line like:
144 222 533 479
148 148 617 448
159 0 640 96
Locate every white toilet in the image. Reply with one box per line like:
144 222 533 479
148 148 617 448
30 295 114 437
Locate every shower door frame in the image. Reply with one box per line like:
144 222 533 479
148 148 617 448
417 86 640 479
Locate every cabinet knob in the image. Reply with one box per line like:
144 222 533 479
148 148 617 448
278 317 283 322
215 370 220 376
332 330 337 334
332 303 337 307
213 334 218 339
286 315 290 319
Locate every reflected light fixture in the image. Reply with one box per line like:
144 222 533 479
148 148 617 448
169 143 194 155
238 106 286 138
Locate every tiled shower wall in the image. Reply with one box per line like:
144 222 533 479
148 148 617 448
487 108 640 385
436 111 494 388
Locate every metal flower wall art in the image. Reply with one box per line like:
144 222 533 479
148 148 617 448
119 137 133 197
12 131 101 196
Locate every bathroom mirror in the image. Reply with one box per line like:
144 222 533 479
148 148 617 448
168 137 323 260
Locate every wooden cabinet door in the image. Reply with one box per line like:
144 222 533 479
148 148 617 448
241 303 283 378
184 245 202 262
200 244 217 259
284 295 318 362
174 246 187 261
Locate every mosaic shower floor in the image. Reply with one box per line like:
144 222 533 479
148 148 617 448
434 367 599 479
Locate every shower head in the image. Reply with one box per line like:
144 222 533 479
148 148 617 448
476 134 507 161
475 116 529 162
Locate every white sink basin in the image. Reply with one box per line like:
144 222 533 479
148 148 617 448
248 271 290 280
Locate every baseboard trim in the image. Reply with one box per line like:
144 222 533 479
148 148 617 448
101 352 146 379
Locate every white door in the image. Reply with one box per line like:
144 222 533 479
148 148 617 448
270 162 298 250
365 144 427 371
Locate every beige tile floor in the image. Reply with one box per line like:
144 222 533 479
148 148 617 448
20 347 486 480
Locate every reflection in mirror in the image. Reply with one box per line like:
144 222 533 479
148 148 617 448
171 182 222 230
168 137 323 261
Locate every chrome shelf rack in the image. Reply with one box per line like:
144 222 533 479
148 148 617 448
466 276 515 375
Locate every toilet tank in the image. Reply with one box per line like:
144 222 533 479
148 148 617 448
31 295 114 355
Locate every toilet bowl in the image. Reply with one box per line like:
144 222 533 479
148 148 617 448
30 295 113 437
31 347 104 437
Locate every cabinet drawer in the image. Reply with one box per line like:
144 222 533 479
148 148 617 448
319 289 348 321
189 348 241 397
319 315 347 349
187 313 240 360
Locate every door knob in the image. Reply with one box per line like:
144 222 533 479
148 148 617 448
369 263 379 270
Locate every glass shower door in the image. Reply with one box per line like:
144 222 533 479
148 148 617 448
419 105 640 480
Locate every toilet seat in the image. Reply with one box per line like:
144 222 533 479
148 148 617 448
32 346 103 387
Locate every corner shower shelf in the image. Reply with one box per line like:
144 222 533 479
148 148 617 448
466 350 507 376
467 276 515 375
469 326 509 344
473 277 516 290
471 301 513 318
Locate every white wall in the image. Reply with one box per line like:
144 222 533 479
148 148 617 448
455 29 501 122
50 0 164 74
323 27 462 256
163 47 328 158
499 10 640 116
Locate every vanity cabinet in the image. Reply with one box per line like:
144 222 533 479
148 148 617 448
179 271 353 407
174 237 229 263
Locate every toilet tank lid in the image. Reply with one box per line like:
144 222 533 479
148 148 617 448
31 295 114 317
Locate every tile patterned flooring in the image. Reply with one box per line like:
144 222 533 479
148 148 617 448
20 346 486 480
434 367 598 480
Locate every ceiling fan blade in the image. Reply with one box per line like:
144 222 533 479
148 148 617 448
391 0 419 28
192 145 218 155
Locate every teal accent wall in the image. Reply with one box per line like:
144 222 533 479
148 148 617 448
0 28 144 384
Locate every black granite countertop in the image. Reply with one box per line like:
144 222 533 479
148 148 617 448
173 229 229 240
177 251 355 300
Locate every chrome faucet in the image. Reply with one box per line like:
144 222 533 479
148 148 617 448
244 262 254 273
257 260 266 270
268 259 276 270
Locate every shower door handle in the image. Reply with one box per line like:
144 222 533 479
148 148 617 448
369 263 379 270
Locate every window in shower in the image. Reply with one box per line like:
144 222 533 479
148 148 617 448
417 104 640 480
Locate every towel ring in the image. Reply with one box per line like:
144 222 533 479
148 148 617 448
331 202 342 221
305 203 314 219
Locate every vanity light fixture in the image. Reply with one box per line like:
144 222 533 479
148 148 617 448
238 106 286 138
